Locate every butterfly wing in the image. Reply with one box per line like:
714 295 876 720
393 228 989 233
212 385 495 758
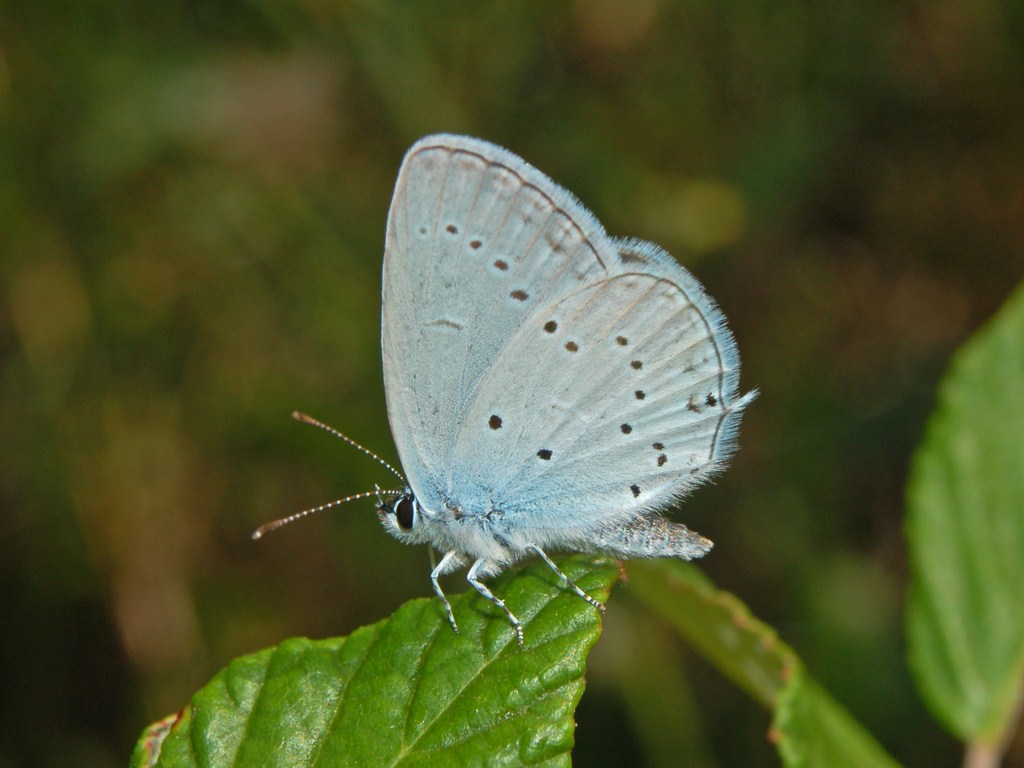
382 135 754 539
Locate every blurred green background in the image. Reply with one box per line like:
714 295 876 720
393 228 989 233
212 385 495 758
2 2 1023 766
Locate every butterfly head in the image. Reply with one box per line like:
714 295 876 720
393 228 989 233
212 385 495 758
376 488 427 543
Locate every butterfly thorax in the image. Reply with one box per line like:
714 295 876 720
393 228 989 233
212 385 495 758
377 491 524 567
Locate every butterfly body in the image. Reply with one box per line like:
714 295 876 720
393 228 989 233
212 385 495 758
377 135 755 644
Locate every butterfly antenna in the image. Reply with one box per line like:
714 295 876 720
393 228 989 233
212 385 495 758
252 488 404 540
373 483 397 508
291 411 405 482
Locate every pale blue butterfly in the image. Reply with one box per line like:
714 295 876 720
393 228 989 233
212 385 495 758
263 135 756 646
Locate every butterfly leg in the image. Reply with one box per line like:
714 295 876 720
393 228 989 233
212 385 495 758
528 545 605 613
431 550 462 634
467 559 524 647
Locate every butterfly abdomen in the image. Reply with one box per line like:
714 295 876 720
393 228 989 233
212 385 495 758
586 514 713 561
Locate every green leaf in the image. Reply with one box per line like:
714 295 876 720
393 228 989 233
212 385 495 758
906 283 1024 744
625 560 791 708
136 555 618 768
772 667 902 768
628 560 901 767
131 712 178 768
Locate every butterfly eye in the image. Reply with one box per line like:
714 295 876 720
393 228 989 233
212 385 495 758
395 496 415 530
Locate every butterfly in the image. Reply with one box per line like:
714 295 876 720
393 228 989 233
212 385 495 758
370 135 755 645
258 135 755 647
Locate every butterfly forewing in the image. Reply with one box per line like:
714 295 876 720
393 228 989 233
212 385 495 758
383 136 618 510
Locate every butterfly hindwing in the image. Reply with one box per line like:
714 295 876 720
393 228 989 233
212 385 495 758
451 247 752 534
